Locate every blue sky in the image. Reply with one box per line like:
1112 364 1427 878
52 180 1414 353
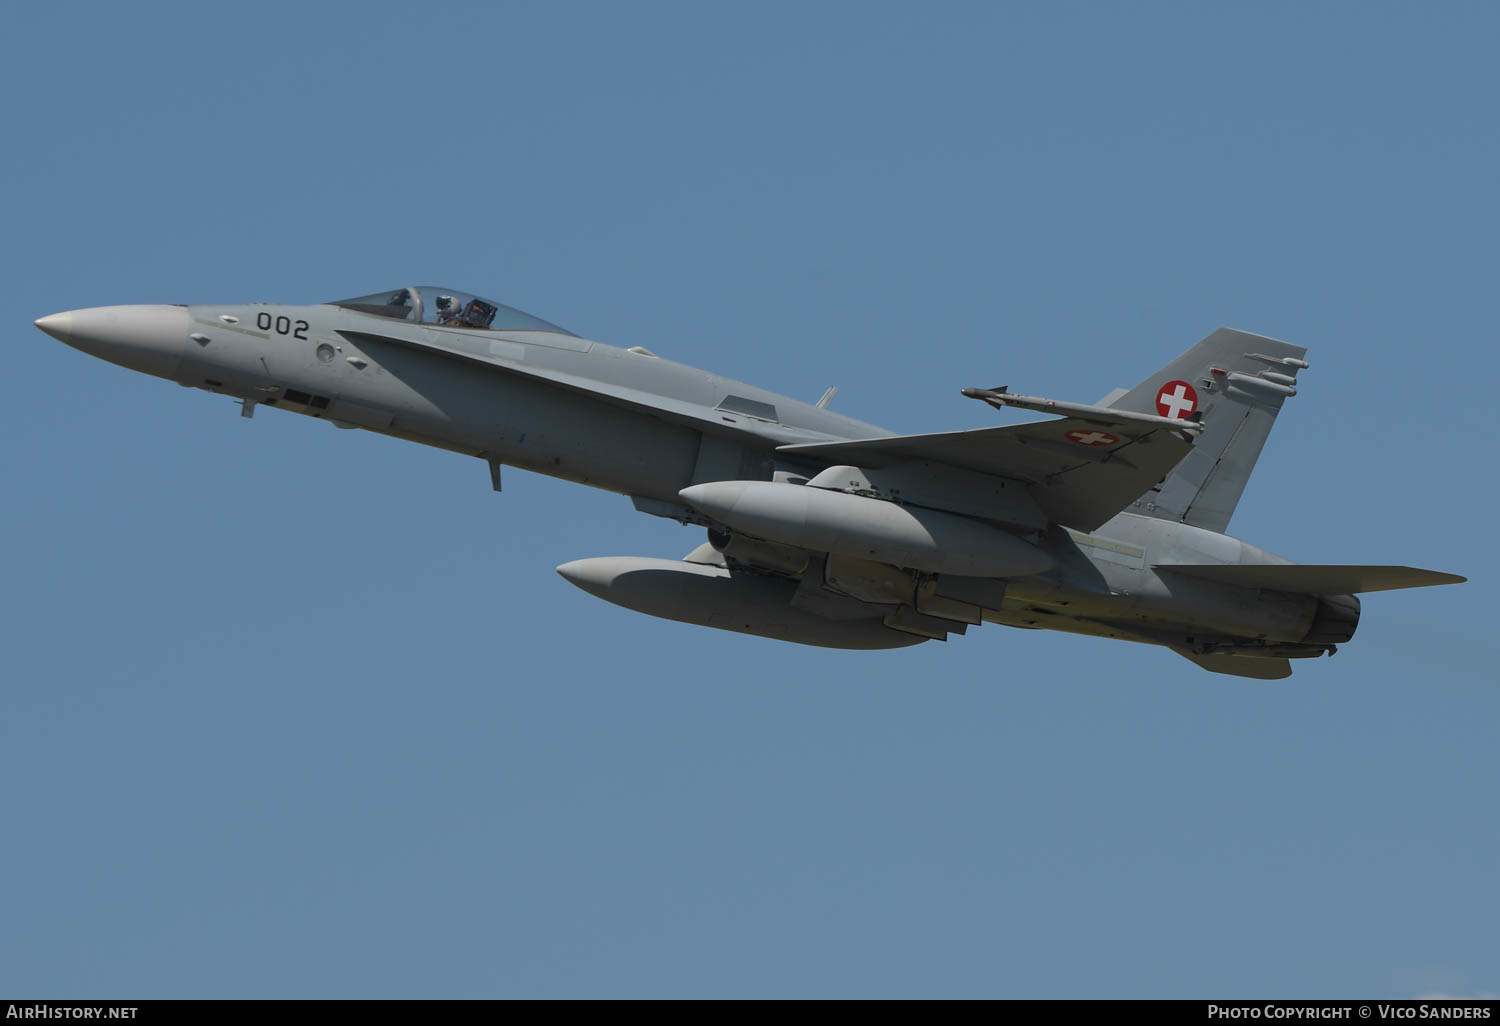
2 1 1495 998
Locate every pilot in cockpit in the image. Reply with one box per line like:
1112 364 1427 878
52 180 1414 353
435 295 463 325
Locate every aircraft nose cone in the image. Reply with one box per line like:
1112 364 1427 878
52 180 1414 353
34 311 73 342
34 304 189 381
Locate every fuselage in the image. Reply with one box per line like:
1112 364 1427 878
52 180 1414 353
193 300 889 501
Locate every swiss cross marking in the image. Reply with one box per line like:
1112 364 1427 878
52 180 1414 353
1155 380 1199 420
1066 429 1119 447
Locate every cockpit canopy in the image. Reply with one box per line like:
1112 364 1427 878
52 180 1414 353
328 286 575 337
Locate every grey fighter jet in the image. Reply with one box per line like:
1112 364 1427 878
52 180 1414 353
35 286 1464 678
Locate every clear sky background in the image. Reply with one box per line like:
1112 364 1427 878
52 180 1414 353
2 1 1495 999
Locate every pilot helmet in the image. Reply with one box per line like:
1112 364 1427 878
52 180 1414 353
436 295 459 313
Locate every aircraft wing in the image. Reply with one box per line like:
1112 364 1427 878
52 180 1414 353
1154 564 1467 594
778 416 1195 532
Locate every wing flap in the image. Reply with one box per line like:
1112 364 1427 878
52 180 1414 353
779 416 1195 532
1155 564 1467 594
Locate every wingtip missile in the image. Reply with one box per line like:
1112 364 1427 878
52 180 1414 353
965 386 1204 435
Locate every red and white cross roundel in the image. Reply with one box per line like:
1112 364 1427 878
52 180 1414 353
1066 429 1119 447
1155 379 1199 420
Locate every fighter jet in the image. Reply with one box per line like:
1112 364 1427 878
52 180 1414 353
34 286 1464 678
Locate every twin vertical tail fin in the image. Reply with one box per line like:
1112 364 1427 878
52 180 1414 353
1103 328 1308 534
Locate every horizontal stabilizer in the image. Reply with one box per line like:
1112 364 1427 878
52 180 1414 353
1174 649 1293 680
1155 563 1466 594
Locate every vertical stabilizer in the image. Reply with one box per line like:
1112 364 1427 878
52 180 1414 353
1104 328 1307 533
